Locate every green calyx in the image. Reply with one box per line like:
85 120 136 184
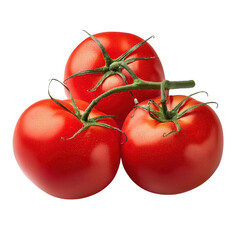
64 30 156 92
48 79 127 143
135 81 218 137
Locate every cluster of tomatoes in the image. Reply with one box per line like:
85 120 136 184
13 31 223 199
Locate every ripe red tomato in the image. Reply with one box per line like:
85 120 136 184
64 32 165 127
13 99 121 199
121 95 223 194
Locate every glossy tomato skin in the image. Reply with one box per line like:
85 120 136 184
64 32 165 127
121 95 223 194
13 99 121 199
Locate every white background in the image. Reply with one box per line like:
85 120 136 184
1 0 239 239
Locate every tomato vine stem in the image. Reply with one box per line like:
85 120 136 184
81 79 195 122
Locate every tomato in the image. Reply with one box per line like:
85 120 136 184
64 31 165 127
13 99 121 199
121 95 223 194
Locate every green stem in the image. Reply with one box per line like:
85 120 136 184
81 79 195 121
164 80 196 90
119 61 139 80
160 80 168 119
